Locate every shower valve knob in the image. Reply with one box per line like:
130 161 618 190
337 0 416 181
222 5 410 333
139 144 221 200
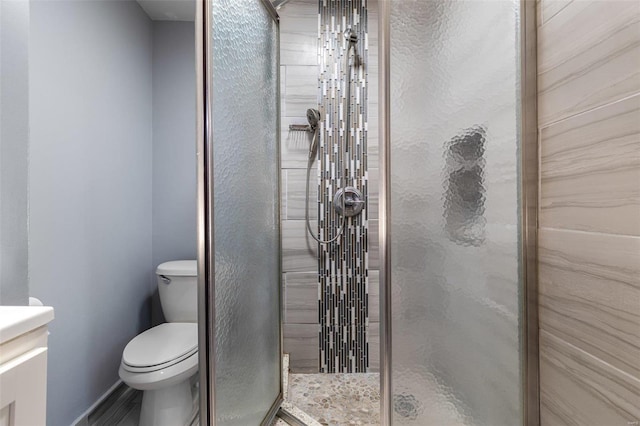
334 187 365 217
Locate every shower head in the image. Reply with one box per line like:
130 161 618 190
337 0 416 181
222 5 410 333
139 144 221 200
344 29 358 67
306 108 321 132
306 108 321 162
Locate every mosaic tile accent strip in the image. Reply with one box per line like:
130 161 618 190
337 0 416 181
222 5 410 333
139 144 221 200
317 0 369 373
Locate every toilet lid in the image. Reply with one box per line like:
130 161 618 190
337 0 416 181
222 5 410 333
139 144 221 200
123 323 197 368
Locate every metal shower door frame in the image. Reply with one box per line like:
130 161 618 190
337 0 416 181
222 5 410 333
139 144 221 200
196 0 283 424
377 1 540 425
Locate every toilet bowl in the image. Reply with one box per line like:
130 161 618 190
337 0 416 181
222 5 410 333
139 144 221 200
119 261 198 426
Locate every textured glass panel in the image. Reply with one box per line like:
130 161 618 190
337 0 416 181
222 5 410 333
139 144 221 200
211 1 280 424
389 1 522 425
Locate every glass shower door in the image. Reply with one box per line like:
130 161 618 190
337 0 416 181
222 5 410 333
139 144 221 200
387 0 525 424
199 0 281 424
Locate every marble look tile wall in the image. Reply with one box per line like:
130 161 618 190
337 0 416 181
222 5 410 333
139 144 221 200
537 1 640 423
540 96 640 235
538 1 640 126
279 0 379 373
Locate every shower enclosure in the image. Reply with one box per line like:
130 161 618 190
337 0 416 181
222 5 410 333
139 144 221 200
197 0 282 424
380 1 538 424
196 0 538 424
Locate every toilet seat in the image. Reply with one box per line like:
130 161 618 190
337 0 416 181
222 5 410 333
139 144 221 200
122 323 197 373
119 322 199 392
119 349 198 391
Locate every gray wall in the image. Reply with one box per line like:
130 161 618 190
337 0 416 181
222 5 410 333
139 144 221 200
28 1 153 425
0 0 29 306
151 22 196 315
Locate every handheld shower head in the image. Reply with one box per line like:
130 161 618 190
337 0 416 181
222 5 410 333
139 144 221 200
306 108 320 131
306 108 321 162
344 28 358 68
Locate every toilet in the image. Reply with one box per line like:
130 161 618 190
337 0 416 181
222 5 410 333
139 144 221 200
119 260 198 426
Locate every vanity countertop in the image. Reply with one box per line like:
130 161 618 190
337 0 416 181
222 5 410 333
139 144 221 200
0 306 54 345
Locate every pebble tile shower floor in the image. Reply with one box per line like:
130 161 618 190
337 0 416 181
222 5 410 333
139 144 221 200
287 373 380 426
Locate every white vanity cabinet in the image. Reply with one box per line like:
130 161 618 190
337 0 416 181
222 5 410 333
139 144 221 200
0 307 54 426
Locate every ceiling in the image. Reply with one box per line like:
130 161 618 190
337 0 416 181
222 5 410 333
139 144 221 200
136 0 195 21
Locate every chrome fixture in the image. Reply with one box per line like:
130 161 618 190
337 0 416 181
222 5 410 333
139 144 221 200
304 108 347 244
307 107 320 131
344 28 358 47
288 108 321 143
289 124 311 132
303 26 363 245
344 28 358 67
287 109 320 137
334 187 365 217
306 108 321 162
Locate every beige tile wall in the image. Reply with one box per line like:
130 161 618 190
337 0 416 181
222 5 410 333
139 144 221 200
279 0 379 373
537 1 640 423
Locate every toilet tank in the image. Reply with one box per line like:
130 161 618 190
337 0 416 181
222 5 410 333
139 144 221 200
156 260 197 323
